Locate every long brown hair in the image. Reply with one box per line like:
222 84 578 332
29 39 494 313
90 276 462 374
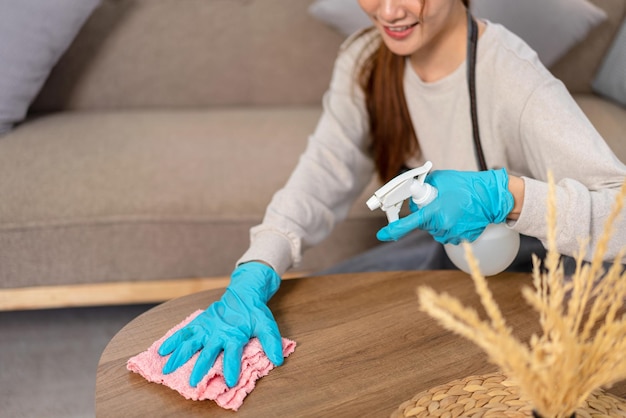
359 0 470 183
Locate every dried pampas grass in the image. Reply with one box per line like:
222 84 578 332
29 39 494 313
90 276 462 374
418 172 626 418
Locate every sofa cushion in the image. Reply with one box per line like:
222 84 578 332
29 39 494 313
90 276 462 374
0 108 382 288
592 18 626 106
574 93 626 162
0 0 100 134
30 0 345 113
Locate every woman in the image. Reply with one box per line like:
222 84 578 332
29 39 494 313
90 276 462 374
158 0 626 388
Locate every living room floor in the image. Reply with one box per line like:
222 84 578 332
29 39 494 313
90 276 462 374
1 304 156 418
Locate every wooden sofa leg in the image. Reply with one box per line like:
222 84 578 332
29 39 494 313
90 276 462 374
0 272 307 311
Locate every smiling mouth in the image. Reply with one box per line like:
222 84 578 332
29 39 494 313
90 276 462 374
382 21 419 39
386 22 419 32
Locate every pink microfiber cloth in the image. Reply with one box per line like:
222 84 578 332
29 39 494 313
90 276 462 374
126 310 296 411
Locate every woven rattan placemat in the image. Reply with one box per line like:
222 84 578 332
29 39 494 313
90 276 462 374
392 372 626 418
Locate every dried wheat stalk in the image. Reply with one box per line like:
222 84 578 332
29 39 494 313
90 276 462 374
418 172 626 418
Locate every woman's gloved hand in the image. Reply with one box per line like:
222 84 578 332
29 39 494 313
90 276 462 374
158 261 283 388
377 168 514 245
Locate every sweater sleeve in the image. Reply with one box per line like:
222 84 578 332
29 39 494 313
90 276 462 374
237 32 378 275
512 77 626 262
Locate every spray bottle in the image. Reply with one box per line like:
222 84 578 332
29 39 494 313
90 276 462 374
367 161 520 276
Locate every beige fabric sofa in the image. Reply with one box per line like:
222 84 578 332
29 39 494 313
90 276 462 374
1 0 625 310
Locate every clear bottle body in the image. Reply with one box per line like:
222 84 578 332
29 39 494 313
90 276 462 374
443 224 520 276
411 181 520 276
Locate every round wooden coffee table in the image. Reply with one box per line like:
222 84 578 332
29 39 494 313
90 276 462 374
95 271 626 417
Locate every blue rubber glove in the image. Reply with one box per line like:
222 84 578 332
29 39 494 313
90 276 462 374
377 168 514 245
158 261 283 388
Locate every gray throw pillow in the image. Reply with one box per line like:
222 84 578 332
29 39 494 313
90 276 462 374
592 19 626 107
308 0 371 36
308 0 607 68
472 0 606 67
0 0 101 135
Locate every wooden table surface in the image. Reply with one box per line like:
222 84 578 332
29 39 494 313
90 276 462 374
95 270 626 417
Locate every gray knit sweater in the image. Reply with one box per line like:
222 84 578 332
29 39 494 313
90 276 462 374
239 21 626 275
